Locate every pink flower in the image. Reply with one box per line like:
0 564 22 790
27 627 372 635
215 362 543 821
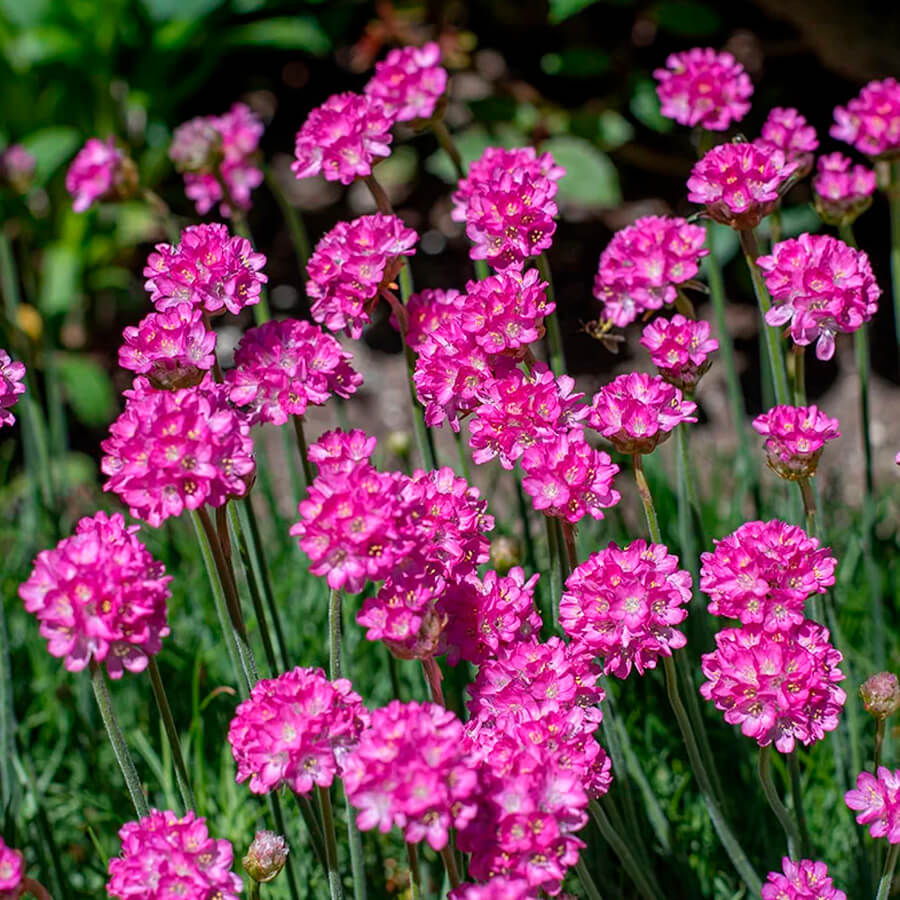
755 107 819 176
118 304 216 390
307 428 377 476
756 233 881 360
342 701 480 850
0 838 23 896
640 314 718 392
18 512 170 678
364 42 448 123
587 372 697 455
700 620 846 753
143 223 268 316
762 858 846 900
225 319 362 426
653 47 753 131
292 92 393 185
451 878 537 900
66 137 136 212
812 152 876 226
593 215 709 328
0 349 26 428
227 666 368 795
846 767 900 841
306 213 418 339
831 78 900 158
107 809 243 900
560 539 691 677
101 377 255 527
403 288 467 349
700 519 836 631
687 142 798 229
752 404 841 480
0 144 35 193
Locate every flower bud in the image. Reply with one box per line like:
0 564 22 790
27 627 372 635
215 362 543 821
242 831 289 884
490 535 523 574
386 430 412 459
860 672 900 720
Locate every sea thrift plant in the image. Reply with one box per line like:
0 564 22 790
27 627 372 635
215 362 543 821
66 136 136 212
243 831 289 885
761 858 847 900
0 349 25 427
755 107 819 176
812 152 876 225
640 314 718 392
450 878 537 900
845 767 900 841
0 838 23 897
831 77 900 158
364 42 448 123
752 404 841 480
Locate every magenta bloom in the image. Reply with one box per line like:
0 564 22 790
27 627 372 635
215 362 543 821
755 107 819 176
687 142 798 229
228 666 368 795
144 223 267 316
832 78 900 158
812 152 876 226
307 428 377 476
226 319 361 426
364 42 448 123
307 213 418 339
700 519 836 631
404 288 467 349
653 47 753 131
101 377 255 527
292 92 393 185
451 878 537 900
640 314 718 392
0 349 26 428
752 404 840 480
0 838 23 896
762 858 846 900
0 144 35 193
119 304 216 390
66 137 135 212
700 619 846 753
593 215 709 328
846 767 900 841
342 701 479 850
588 372 697 455
107 809 243 900
757 233 881 360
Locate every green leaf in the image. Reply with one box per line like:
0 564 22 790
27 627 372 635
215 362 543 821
0 0 51 27
541 135 621 207
4 26 82 70
548 0 600 23
56 354 115 429
597 110 635 150
139 0 225 22
630 79 674 133
226 17 331 54
540 49 610 78
653 0 721 36
20 127 81 185
38 244 81 316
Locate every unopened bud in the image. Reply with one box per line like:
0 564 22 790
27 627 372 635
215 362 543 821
860 672 900 720
490 535 523 575
243 831 289 884
386 430 412 459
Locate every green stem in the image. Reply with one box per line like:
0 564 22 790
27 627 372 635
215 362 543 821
876 844 900 900
0 595 17 816
536 252 565 376
292 415 315 489
876 718 887 771
789 749 812 859
291 791 328 872
438 846 461 890
453 429 472 483
544 514 562 628
264 794 303 900
431 118 466 180
264 166 311 287
513 471 538 574
887 162 900 358
575 858 605 900
422 656 446 707
318 785 345 900
758 746 801 858
675 423 702 579
798 477 817 541
560 519 578 572
406 842 423 900
328 589 343 680
249 880 261 900
633 455 662 544
792 344 806 406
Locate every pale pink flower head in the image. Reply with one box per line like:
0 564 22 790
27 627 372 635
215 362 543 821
364 42 448 123
640 314 718 393
451 878 537 900
752 404 840 480
307 428 377 476
832 78 900 158
762 858 846 900
0 349 26 428
845 767 900 841
860 673 900 721
755 107 819 177
687 142 798 230
812 152 876 226
588 372 697 455
403 287 467 349
757 233 881 360
18 511 171 678
293 91 393 185
66 137 137 212
107 809 243 900
342 700 480 850
242 831 289 885
0 838 24 896
228 666 368 795
653 47 753 131
700 519 836 631
0 144 35 194
700 619 846 753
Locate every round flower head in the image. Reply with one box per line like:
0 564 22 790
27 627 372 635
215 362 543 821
144 223 267 316
0 144 35 194
403 287 467 349
226 318 362 426
364 42 448 123
243 831 289 885
19 512 171 678
812 152 876 226
687 142 798 230
653 47 753 131
860 673 900 720
832 78 900 158
755 107 819 177
756 233 881 360
451 877 537 900
307 427 377 476
640 314 718 393
700 519 836 631
588 372 697 455
306 213 418 339
342 701 479 850
228 666 368 795
106 809 243 900
762 858 846 900
0 838 23 896
0 349 26 428
846 767 900 841
752 404 840 480
292 91 393 185
700 619 846 753
101 377 255 527
66 137 137 213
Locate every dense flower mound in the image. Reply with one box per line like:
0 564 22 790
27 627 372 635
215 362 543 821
700 619 846 752
756 233 881 360
307 428 377 475
687 142 798 229
560 540 691 678
762 858 846 900
752 405 841 480
832 78 900 158
292 91 393 184
755 107 818 175
101 376 255 527
306 213 419 339
593 215 709 328
450 877 537 900
404 287 467 349
0 837 23 894
118 304 216 390
364 42 448 123
640 314 718 392
0 349 26 428
812 153 876 225
144 223 267 316
700 520 836 630
106 810 243 900
227 666 368 795
342 701 479 850
846 767 900 841
225 318 362 426
588 372 697 455
66 137 135 212
19 511 171 677
0 144 35 193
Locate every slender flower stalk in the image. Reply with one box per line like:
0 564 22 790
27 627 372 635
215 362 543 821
876 718 887 770
789 750 813 858
889 161 900 357
292 415 315 488
317 784 345 900
792 345 807 406
264 166 311 281
877 844 900 900
575 859 605 900
406 842 423 900
453 429 472 483
422 656 446 707
633 455 662 544
757 746 801 858
438 846 462 890
536 252 566 375
431 119 465 180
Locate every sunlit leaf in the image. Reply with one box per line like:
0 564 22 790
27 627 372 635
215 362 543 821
226 17 331 54
56 354 115 428
542 135 621 207
20 126 81 185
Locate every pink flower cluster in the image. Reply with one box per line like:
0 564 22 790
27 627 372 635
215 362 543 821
19 512 171 678
106 810 243 900
700 519 836 630
0 838 23 896
0 349 25 428
640 314 718 392
404 287 467 350
846 767 900 841
757 233 880 360
752 405 841 480
451 878 536 900
227 666 368 795
762 859 846 900
755 107 818 176
832 78 900 158
364 42 448 123
66 137 135 212
700 619 846 753
812 153 876 225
